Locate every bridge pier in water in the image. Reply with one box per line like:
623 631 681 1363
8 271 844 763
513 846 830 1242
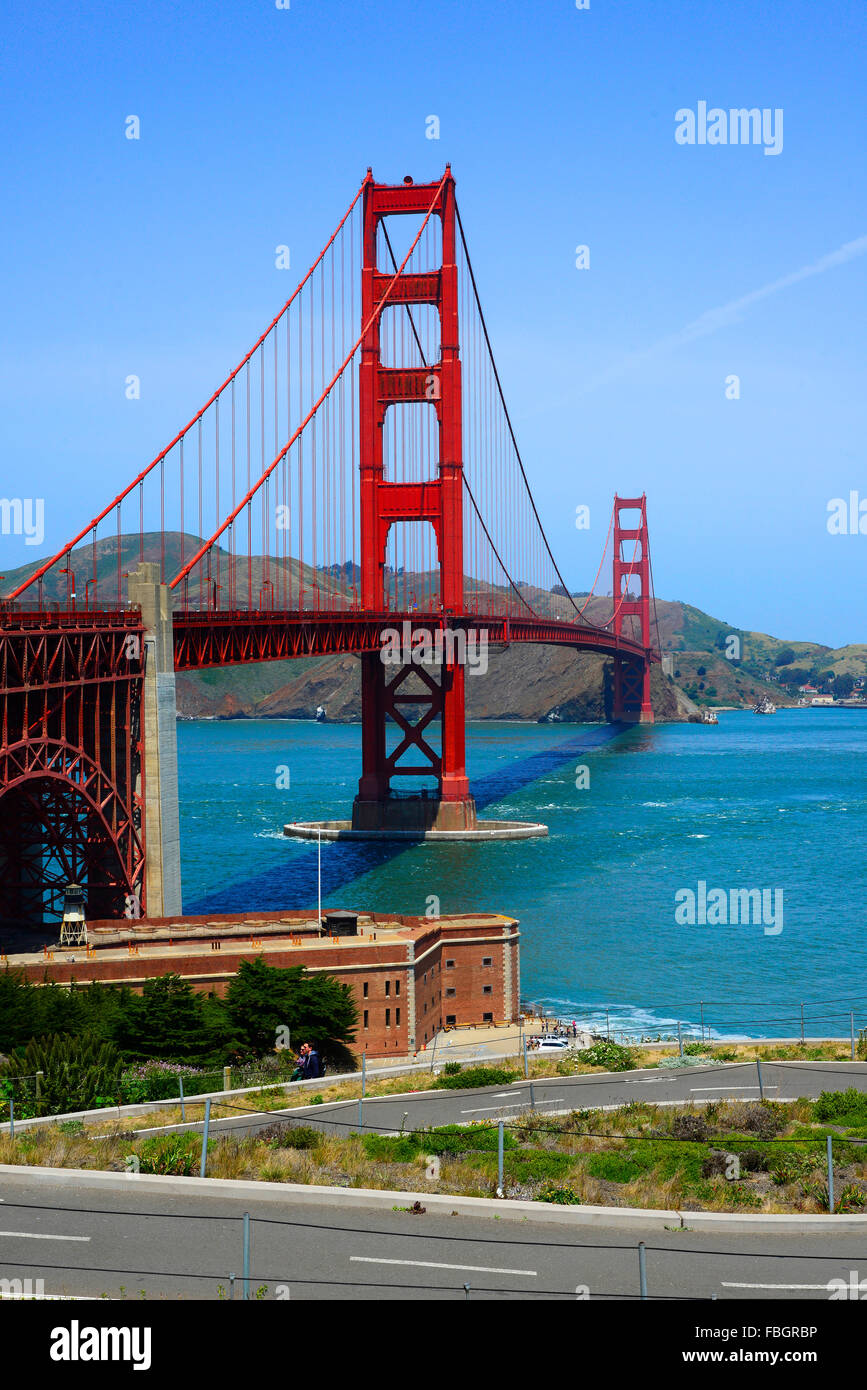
127 564 182 916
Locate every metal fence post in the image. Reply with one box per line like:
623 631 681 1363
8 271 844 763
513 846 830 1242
851 1013 856 1061
497 1120 504 1197
35 1071 43 1102
8 1099 13 1139
229 1272 236 1301
529 1081 536 1111
361 1053 366 1098
827 1135 835 1214
699 1002 705 1044
200 1098 211 1177
606 1008 610 1041
357 1094 363 1131
800 1003 805 1043
223 1065 231 1092
522 1034 529 1079
638 1241 648 1300
243 1212 251 1301
677 1021 683 1058
756 1058 764 1101
179 1076 185 1123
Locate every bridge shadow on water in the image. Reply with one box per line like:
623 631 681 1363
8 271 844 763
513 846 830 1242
185 722 642 916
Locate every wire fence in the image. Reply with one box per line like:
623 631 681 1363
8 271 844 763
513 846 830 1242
3 1008 867 1126
1 1198 864 1302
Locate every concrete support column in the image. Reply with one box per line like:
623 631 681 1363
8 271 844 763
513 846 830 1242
127 563 182 917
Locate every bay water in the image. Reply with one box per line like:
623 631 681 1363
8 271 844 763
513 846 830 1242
179 709 867 1040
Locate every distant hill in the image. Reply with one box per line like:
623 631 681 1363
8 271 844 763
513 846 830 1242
5 534 863 723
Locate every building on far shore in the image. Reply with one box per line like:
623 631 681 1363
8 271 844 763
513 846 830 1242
6 909 520 1056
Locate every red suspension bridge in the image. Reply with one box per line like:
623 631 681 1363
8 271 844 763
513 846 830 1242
0 168 659 927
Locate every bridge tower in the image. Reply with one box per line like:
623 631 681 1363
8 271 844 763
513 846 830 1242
352 167 476 833
612 494 654 723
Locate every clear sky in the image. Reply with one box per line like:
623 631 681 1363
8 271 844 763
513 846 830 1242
1 0 865 646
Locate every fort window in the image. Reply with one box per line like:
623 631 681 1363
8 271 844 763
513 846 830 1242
482 957 492 967
363 1010 368 1029
483 985 493 995
445 959 455 969
385 1008 391 1027
483 1012 493 1024
445 987 456 998
395 979 400 996
396 1008 401 1027
446 1015 456 1026
385 980 390 996
363 982 368 998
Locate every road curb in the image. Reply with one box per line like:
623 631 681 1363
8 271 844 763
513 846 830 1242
4 1163 867 1233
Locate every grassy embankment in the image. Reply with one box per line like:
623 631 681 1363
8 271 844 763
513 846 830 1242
4 1048 867 1216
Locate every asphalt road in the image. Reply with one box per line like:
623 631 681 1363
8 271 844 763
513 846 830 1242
1 1170 866 1301
132 1059 867 1143
3 1060 866 1302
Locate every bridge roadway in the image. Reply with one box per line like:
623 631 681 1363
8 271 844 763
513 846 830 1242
171 608 654 669
3 1061 866 1301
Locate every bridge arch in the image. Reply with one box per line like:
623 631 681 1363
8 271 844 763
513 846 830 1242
0 739 144 926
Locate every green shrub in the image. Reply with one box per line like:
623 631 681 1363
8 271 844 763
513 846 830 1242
813 1089 867 1127
504 1150 576 1184
361 1134 418 1162
412 1124 517 1156
578 1041 636 1072
4 1034 122 1117
257 1122 321 1150
433 1066 517 1090
442 1062 462 1076
586 1146 658 1184
538 1185 581 1205
137 1133 201 1176
770 1151 820 1186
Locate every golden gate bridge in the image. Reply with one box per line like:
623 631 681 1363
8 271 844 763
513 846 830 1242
0 167 659 926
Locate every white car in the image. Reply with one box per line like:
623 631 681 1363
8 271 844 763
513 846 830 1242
528 1037 570 1055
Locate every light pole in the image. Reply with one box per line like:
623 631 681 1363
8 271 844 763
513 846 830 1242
316 827 322 928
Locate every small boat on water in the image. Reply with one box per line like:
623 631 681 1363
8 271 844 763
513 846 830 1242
753 696 777 714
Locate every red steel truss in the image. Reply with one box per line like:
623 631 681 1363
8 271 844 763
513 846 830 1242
0 611 146 924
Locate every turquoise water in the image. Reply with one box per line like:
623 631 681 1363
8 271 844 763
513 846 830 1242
178 710 867 1039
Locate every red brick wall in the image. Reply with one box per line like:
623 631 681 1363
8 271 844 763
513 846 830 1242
16 913 520 1058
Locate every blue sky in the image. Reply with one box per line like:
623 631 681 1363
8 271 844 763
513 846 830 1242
1 0 865 645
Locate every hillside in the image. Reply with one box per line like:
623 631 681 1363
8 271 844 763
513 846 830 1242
5 536 863 723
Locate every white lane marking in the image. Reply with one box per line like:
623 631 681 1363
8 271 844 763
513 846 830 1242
460 1103 526 1114
351 1256 536 1276
0 1292 101 1300
460 1097 564 1115
690 1086 778 1093
721 1282 830 1291
0 1231 90 1242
